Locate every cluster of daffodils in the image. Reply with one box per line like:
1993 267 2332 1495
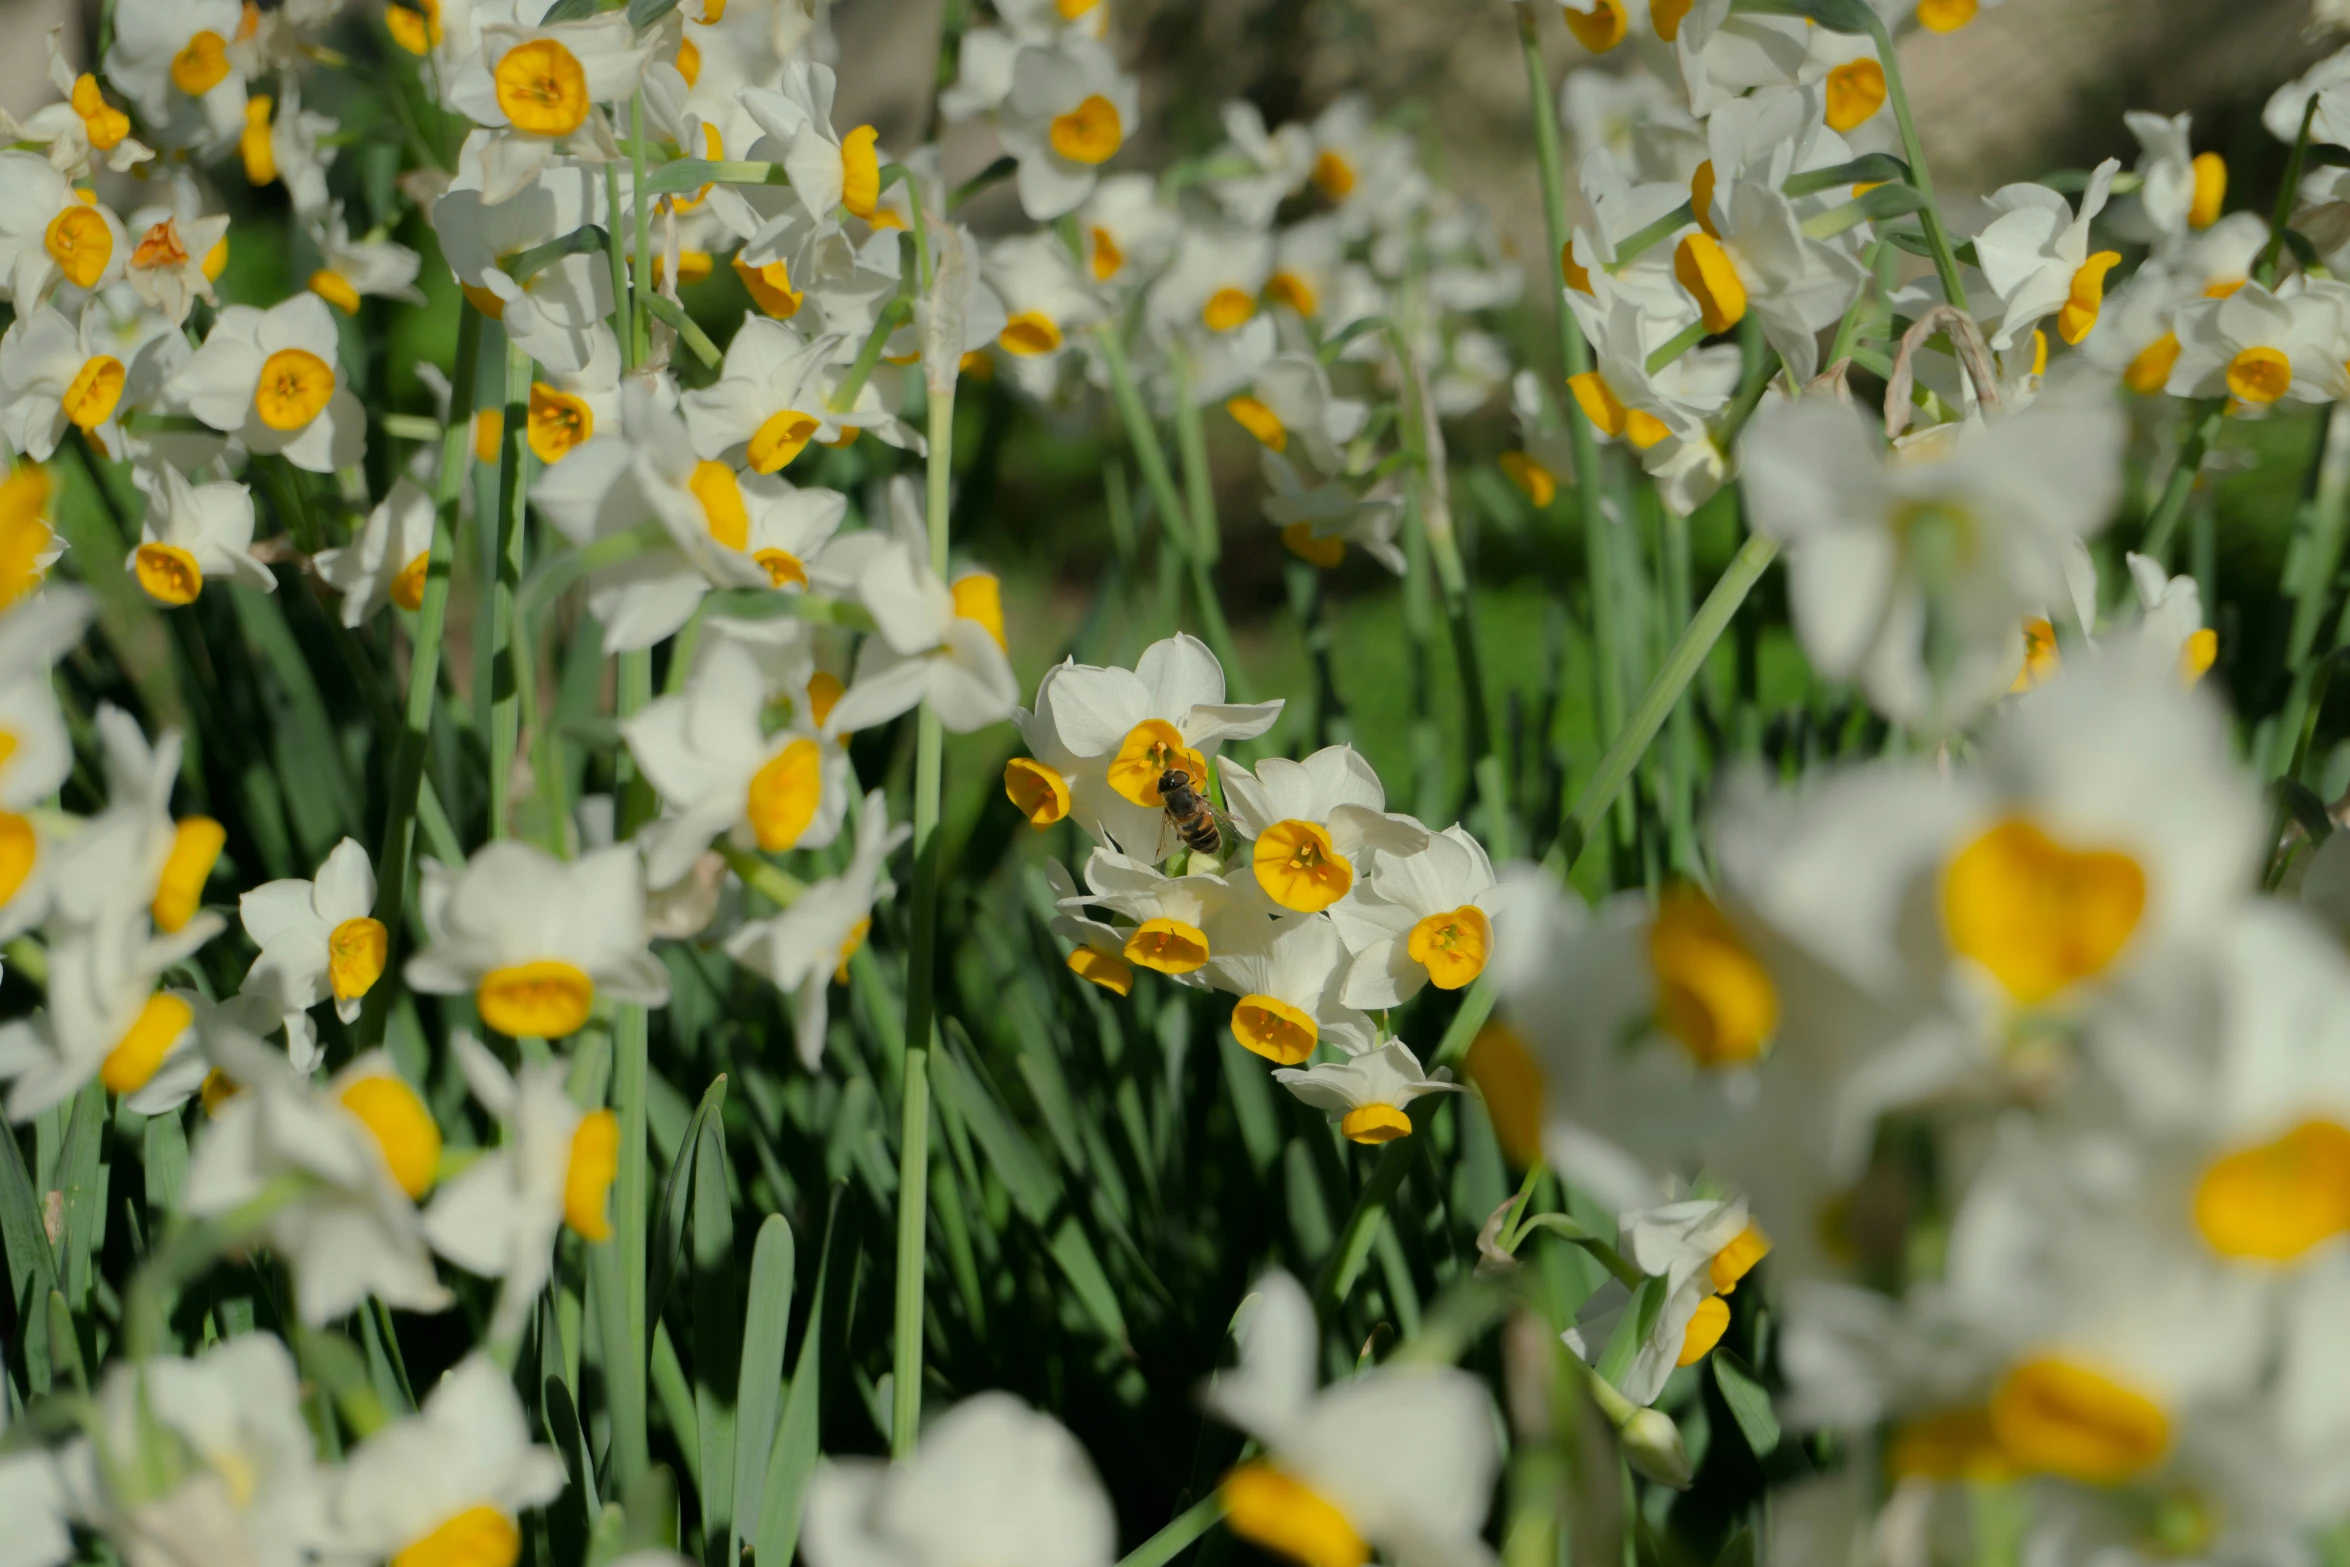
1007 632 1509 1144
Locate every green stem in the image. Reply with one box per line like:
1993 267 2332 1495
603 648 655 1494
1644 318 1709 375
1117 1496 1225 1567
360 306 480 1048
1172 358 1222 568
2140 401 2227 567
2258 96 2320 290
1549 533 1780 876
1863 9 1968 310
630 93 653 364
719 844 809 908
488 342 530 839
605 161 635 373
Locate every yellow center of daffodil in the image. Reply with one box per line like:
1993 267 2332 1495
0 812 37 907
309 268 362 314
1050 93 1123 164
834 915 870 983
1310 148 1355 200
154 817 225 932
1231 994 1317 1064
71 74 130 149
1463 1021 1544 1168
495 39 589 137
526 382 593 464
1562 0 1626 52
675 35 701 85
135 543 204 607
1106 719 1207 808
2193 1119 2350 1261
1202 287 1257 332
735 256 805 318
1710 1223 1770 1290
1340 1103 1411 1144
477 959 595 1038
747 409 820 474
687 460 751 550
200 1067 239 1116
1281 523 1345 569
255 348 334 430
564 1108 620 1240
100 992 192 1094
1988 1358 2169 1486
1567 371 1669 450
0 467 53 611
1225 395 1286 451
1690 160 1719 239
998 311 1063 356
1650 0 1692 40
1888 1408 2017 1483
1003 757 1071 828
2224 346 2291 405
392 1505 519 1567
1674 232 1746 334
2057 250 2121 346
755 549 807 589
241 95 277 185
1407 905 1490 990
339 1073 442 1199
747 738 823 851
45 206 111 290
328 915 389 1003
205 236 229 280
1648 886 1776 1067
1067 946 1133 995
2180 628 2218 685
2011 616 2060 693
2190 152 2226 230
171 30 231 95
392 550 432 612
133 221 187 271
62 355 124 431
1089 225 1124 281
841 125 882 217
2126 332 2181 395
806 671 844 728
1824 59 1886 131
1560 238 1592 293
1499 452 1558 508
464 285 508 323
1915 0 1977 31
1220 1463 1368 1567
1124 917 1210 975
1943 817 2144 1006
951 572 1008 649
1677 1295 1731 1366
1254 819 1352 913
386 0 442 53
1265 269 1319 317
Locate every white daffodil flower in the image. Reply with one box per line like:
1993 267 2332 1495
1681 173 1866 383
1225 353 1366 476
1260 216 1386 341
519 323 622 466
422 1032 619 1341
237 838 386 1074
741 61 890 236
2165 279 2342 408
0 909 217 1120
1218 745 1430 917
74 1333 328 1567
620 623 855 890
2073 259 2190 395
321 1355 567 1566
680 316 857 474
1204 101 1313 231
1327 825 1499 1008
171 293 365 471
2111 551 2217 686
1972 161 2123 352
1206 1270 1502 1567
821 479 1020 735
982 230 1103 369
306 205 427 316
997 38 1136 220
1563 283 1738 515
1564 145 1694 326
2265 44 2350 151
1260 452 1407 576
1304 95 1423 239
1737 394 2124 732
183 1034 454 1324
407 839 669 1039
432 143 613 374
2115 111 2225 242
1074 172 1180 291
1273 1040 1462 1145
446 14 650 202
126 464 274 607
0 1392 71 1567
1043 857 1140 999
0 590 87 943
122 179 230 327
1015 632 1281 858
724 789 908 1067
0 303 173 461
1069 847 1268 983
0 151 126 307
0 32 155 179
1202 913 1375 1064
802 1393 1115 1567
100 0 249 152
1562 1197 1769 1405
249 81 339 218
316 477 437 627
1148 225 1279 399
